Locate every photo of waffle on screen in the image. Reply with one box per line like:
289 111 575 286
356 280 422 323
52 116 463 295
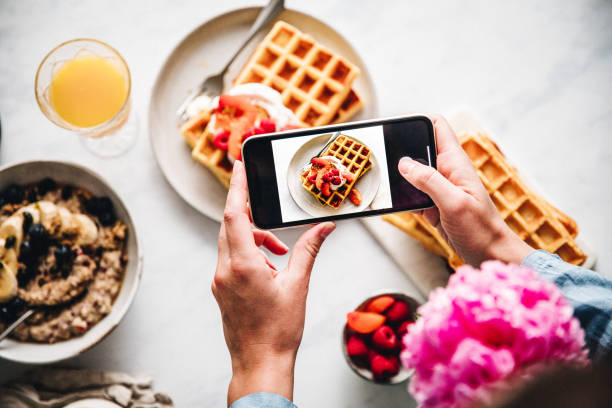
300 134 372 209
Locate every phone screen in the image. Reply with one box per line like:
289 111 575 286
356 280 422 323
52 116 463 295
243 115 436 229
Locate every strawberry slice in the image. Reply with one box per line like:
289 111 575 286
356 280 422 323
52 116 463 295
315 166 331 190
321 182 331 197
347 311 386 334
215 94 258 160
342 171 355 183
311 157 332 167
349 188 362 205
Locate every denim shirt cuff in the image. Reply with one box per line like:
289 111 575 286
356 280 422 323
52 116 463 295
230 392 297 408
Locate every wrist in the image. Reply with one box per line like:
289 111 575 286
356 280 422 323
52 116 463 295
486 220 533 265
228 348 296 406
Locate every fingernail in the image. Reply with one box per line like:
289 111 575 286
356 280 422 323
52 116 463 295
398 156 415 174
319 222 336 238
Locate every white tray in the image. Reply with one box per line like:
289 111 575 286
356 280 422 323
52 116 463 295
361 108 597 296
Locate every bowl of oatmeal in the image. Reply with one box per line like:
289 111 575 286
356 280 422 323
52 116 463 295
0 160 142 364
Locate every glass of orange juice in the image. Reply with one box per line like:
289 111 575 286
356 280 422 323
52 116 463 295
35 38 137 157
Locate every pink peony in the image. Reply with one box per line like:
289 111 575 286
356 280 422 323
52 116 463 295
401 261 588 408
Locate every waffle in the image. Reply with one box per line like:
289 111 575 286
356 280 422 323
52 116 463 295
301 134 371 208
383 132 586 267
234 21 362 127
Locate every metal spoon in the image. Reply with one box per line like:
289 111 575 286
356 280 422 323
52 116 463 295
176 0 285 121
0 308 34 342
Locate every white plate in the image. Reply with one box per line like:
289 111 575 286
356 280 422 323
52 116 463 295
149 7 378 222
0 161 143 364
286 133 381 217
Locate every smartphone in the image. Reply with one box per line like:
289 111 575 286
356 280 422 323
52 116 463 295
242 114 436 229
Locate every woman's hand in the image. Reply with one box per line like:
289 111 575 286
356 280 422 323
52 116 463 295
213 160 335 406
398 114 532 266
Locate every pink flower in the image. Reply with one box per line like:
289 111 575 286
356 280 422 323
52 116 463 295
401 261 588 408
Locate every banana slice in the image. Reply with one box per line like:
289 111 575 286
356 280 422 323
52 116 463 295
37 201 60 233
0 262 18 303
17 204 41 224
0 214 24 249
58 207 78 235
2 248 19 276
73 214 98 245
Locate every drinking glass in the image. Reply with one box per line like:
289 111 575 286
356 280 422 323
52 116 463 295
35 38 138 157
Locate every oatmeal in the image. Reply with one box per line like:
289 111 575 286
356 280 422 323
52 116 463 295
0 179 127 343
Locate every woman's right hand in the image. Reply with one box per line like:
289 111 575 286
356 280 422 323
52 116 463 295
397 114 533 267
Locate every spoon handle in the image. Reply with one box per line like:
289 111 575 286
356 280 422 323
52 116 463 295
0 309 35 342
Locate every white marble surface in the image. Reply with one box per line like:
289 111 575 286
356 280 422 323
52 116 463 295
1 0 611 406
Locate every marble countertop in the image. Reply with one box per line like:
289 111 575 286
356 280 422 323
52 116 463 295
1 0 611 406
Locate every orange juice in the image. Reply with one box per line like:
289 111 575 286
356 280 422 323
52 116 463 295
49 55 128 128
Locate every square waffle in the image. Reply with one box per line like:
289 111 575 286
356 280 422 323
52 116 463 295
234 21 362 127
382 132 586 267
301 134 371 208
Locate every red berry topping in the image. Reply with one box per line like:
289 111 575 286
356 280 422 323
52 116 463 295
323 173 332 182
332 176 342 185
234 107 244 117
254 126 266 135
241 127 257 142
212 130 230 151
371 325 399 351
371 355 399 381
331 168 340 176
259 118 276 133
321 182 331 197
346 335 368 358
308 174 317 184
386 301 411 325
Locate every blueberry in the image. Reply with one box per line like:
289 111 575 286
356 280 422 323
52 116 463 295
19 241 32 262
17 268 31 286
8 297 24 312
54 245 71 265
26 188 38 202
97 197 113 213
99 212 115 226
3 184 24 204
38 278 45 287
0 305 13 322
22 211 33 233
61 185 73 200
27 223 49 253
38 178 57 195
3 236 15 249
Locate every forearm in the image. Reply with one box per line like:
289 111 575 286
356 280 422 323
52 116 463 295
228 348 296 407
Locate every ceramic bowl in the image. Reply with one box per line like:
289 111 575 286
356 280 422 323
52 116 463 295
342 290 420 384
0 160 142 364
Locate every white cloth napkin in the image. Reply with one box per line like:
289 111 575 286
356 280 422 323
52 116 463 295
0 368 173 408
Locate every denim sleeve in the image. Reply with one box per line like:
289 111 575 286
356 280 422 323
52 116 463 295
522 250 612 360
230 393 297 408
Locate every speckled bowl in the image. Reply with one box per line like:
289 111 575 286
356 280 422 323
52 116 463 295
0 160 143 364
342 290 420 384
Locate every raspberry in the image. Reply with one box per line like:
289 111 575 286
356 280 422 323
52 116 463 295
242 127 257 142
331 168 340 176
323 173 332 182
386 301 411 325
212 130 230 151
254 126 266 135
371 325 398 351
346 335 368 358
397 320 413 336
259 118 276 133
234 107 244 117
332 176 342 185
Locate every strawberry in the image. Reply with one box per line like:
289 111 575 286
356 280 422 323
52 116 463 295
259 118 276 133
308 174 317 184
371 325 398 351
331 168 340 176
241 127 257 142
366 296 395 314
346 335 368 358
348 188 362 205
371 355 400 381
315 167 330 190
332 176 342 185
212 130 230 151
386 301 411 325
346 311 385 334
311 157 331 166
321 182 331 197
342 171 355 183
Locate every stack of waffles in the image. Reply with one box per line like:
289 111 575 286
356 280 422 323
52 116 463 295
383 132 587 268
301 134 371 208
180 21 364 188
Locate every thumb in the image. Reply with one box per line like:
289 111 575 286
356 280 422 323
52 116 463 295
398 157 462 210
286 222 336 284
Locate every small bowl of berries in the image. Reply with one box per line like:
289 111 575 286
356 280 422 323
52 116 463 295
342 291 419 384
